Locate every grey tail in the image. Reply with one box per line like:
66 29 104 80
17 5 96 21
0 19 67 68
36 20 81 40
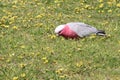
96 30 106 36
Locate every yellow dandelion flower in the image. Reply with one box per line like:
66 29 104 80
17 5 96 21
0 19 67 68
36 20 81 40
88 15 92 18
21 73 26 77
76 61 83 67
56 68 63 74
57 3 60 7
50 35 56 39
37 3 41 5
34 0 38 2
12 26 18 30
99 3 104 8
101 10 104 13
13 77 18 80
81 8 85 11
116 3 120 7
118 50 120 53
9 16 16 23
12 0 18 4
54 0 59 3
59 75 65 78
104 21 109 24
102 21 109 25
39 23 43 27
74 7 80 13
18 56 23 59
106 34 111 38
84 4 90 9
89 34 96 39
118 41 120 44
34 23 40 27
77 48 81 51
44 59 48 64
42 57 47 60
80 2 84 5
98 0 103 3
114 27 117 31
42 57 49 64
98 10 104 13
11 53 15 57
2 25 9 28
109 0 116 3
12 5 17 8
20 45 25 49
107 2 112 5
6 59 10 62
36 14 42 18
20 63 26 68
68 54 72 57
31 52 35 55
108 9 112 13
117 14 120 16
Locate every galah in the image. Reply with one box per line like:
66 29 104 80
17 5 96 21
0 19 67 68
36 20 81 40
55 22 106 39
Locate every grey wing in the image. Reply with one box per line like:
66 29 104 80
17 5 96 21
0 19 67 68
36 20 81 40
67 22 98 37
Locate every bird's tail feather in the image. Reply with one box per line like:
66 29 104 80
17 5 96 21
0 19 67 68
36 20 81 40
96 30 106 36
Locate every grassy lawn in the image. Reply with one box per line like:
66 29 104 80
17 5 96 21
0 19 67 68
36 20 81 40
0 0 120 80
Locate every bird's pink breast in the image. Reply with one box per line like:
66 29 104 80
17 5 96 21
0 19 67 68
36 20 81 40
59 25 79 39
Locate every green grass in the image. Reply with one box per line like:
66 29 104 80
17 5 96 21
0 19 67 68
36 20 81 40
0 0 120 80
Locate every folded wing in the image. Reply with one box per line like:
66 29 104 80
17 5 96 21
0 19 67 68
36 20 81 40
67 22 98 37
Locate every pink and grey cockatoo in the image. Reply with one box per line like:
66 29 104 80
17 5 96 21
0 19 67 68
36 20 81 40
55 22 105 39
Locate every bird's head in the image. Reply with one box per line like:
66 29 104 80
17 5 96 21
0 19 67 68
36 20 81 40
55 25 65 35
